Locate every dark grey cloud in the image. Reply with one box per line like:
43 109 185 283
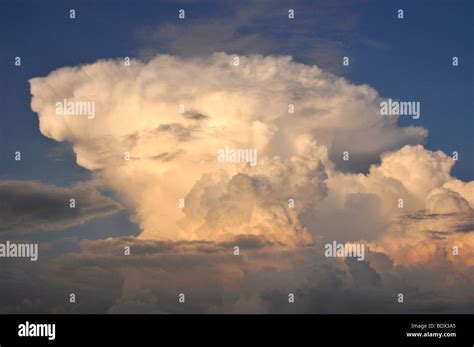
0 236 473 314
0 180 122 233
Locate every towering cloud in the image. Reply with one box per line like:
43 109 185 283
29 53 431 244
9 52 472 314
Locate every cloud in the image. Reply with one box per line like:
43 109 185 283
176 154 328 246
1 235 474 314
135 0 374 74
371 145 454 204
23 52 474 314
425 188 471 214
29 53 427 243
442 179 474 207
0 180 122 233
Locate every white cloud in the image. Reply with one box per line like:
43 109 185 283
29 53 428 243
23 52 474 313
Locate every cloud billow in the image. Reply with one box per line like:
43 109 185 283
17 53 474 314
29 53 429 244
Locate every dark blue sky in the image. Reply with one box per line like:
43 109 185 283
0 0 472 186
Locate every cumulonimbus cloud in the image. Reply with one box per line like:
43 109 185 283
29 53 435 245
5 52 470 314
